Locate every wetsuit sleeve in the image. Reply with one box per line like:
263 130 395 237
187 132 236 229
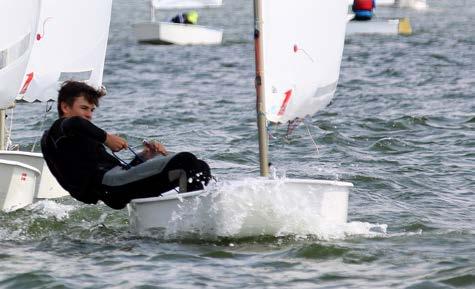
61 116 107 143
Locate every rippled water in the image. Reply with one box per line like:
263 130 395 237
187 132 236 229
1 0 474 288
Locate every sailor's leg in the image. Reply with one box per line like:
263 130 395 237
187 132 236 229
159 152 212 192
100 152 212 209
168 169 187 192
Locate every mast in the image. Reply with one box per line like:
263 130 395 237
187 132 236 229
254 0 269 176
150 0 156 22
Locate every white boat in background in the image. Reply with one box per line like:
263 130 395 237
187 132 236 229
375 0 396 5
347 0 396 6
398 0 427 9
128 0 353 236
348 0 427 9
375 0 427 9
133 0 223 45
0 0 41 211
0 0 113 211
156 0 223 9
347 17 412 35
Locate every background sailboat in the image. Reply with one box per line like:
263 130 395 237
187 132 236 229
375 0 428 9
0 0 41 211
346 0 413 35
133 0 223 45
155 0 223 9
127 0 353 236
346 17 412 35
0 0 113 211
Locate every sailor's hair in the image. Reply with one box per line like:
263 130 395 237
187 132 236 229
57 81 106 117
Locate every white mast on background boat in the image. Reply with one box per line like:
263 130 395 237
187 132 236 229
150 0 158 22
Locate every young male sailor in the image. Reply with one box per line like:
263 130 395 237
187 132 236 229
170 10 199 25
352 0 376 21
41 81 211 209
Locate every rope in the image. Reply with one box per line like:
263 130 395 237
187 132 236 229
31 101 53 152
303 118 320 156
111 147 145 170
285 117 303 139
7 107 14 149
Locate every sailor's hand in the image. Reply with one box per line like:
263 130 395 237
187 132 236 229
105 133 128 152
144 140 168 156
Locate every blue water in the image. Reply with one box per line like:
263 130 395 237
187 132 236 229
1 0 474 288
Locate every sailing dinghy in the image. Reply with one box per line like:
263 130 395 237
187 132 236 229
347 17 412 35
371 0 427 9
346 0 413 36
0 0 41 211
128 0 353 236
133 0 223 45
0 0 113 211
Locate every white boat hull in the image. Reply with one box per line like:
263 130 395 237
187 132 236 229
346 18 412 35
375 0 396 6
128 179 353 236
0 159 40 211
0 151 68 200
133 22 223 45
398 0 427 9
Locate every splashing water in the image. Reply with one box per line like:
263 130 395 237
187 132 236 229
161 178 387 240
27 200 76 220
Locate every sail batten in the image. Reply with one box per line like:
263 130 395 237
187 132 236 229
17 0 113 103
259 0 348 124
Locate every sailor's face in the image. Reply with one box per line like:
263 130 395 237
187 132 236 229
62 95 96 121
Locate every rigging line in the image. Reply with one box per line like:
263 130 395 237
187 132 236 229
111 151 131 169
31 101 54 152
304 119 320 157
284 117 303 140
7 107 14 148
111 147 145 170
260 110 278 140
267 122 278 140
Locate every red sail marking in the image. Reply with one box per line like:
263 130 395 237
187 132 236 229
292 43 314 62
278 89 292 116
36 17 52 41
20 172 27 181
19 72 34 94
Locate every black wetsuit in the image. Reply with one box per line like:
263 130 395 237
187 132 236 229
171 14 193 24
41 117 211 209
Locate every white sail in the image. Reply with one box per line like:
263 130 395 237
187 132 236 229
152 0 222 10
260 0 348 123
0 0 40 108
17 0 113 102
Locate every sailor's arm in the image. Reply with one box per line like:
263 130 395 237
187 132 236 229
61 116 128 152
105 133 128 152
143 140 167 156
